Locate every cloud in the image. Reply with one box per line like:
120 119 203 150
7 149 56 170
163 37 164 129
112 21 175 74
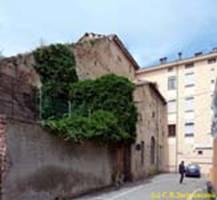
1 0 217 67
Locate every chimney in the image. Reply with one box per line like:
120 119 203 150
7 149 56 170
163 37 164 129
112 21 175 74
159 57 167 64
194 52 203 57
178 52 182 60
212 48 217 53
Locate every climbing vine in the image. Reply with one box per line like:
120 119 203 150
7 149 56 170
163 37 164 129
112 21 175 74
45 74 138 143
33 44 78 119
33 43 137 144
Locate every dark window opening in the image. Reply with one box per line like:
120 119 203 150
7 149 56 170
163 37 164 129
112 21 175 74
141 141 144 165
151 137 155 165
208 58 216 64
168 67 174 72
185 63 194 69
198 150 203 155
168 124 176 137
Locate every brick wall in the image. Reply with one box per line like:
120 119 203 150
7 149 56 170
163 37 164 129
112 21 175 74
0 115 6 199
0 55 40 122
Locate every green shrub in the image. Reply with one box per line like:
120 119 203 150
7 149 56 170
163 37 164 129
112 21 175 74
70 74 138 140
33 44 137 143
44 110 129 143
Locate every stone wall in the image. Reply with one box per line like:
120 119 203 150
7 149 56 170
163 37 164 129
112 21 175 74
0 55 40 122
0 115 7 199
1 119 119 200
131 82 168 180
0 34 168 196
73 37 136 81
0 54 40 87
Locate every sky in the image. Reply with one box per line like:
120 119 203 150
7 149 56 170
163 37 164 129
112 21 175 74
1 0 217 67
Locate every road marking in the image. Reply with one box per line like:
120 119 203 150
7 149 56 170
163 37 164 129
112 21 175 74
187 187 204 200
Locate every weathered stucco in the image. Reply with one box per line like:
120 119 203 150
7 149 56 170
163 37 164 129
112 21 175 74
73 34 168 179
2 120 116 200
73 37 136 81
132 82 168 179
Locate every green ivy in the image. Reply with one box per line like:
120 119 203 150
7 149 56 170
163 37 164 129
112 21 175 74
33 44 78 119
33 43 137 143
69 74 138 141
44 110 130 143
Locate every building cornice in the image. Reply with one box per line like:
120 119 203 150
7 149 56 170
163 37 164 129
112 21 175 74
136 52 217 74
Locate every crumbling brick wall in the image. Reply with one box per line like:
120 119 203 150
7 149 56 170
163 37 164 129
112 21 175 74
0 55 40 121
0 115 7 199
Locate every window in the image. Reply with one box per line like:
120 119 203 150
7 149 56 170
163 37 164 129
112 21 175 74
208 58 216 64
185 97 194 112
168 100 176 113
185 72 195 87
150 137 155 165
141 141 144 165
168 67 174 72
185 63 194 69
168 124 176 137
185 122 194 137
168 76 176 90
198 150 203 155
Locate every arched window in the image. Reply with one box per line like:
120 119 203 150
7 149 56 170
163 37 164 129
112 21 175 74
141 141 144 165
151 137 155 165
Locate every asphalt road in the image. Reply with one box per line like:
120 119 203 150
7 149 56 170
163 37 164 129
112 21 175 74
76 173 209 200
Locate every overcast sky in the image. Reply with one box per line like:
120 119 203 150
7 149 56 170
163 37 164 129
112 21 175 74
1 0 217 67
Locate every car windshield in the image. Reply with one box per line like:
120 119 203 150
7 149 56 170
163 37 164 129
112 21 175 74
188 164 199 169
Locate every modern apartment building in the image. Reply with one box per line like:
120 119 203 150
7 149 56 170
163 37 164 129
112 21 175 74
136 50 217 174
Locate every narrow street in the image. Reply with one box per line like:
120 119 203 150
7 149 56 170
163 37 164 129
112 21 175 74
76 174 208 200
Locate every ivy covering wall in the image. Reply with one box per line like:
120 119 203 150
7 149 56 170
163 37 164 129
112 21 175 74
33 44 78 119
33 44 137 143
70 74 137 138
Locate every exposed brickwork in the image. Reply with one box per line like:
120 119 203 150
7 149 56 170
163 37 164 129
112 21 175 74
0 55 40 121
0 115 6 198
